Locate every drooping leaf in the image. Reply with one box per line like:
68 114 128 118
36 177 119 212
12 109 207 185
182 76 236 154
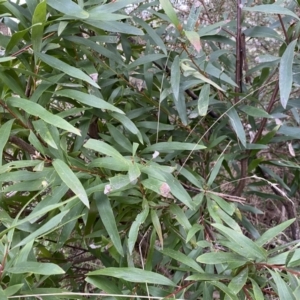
53 159 89 208
47 0 89 19
7 97 81 136
55 89 125 114
13 210 69 248
95 192 124 256
270 270 296 300
161 248 203 272
243 4 299 20
84 139 128 162
36 53 100 88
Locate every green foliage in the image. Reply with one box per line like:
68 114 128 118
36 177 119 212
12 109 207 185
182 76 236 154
0 0 300 299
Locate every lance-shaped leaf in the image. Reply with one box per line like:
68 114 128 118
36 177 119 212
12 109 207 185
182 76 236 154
88 267 175 286
128 200 149 254
159 0 179 27
13 210 69 248
142 142 206 153
7 97 81 136
47 0 89 19
0 119 14 166
243 5 299 20
227 107 246 147
32 0 46 59
36 53 100 88
171 55 180 102
84 139 127 162
279 40 297 108
95 193 124 256
8 262 65 275
198 84 210 116
53 159 89 208
56 89 124 114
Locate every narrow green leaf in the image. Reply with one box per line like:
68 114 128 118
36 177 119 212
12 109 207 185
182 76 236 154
8 262 65 275
95 192 124 256
255 219 295 247
3 284 24 297
159 0 180 26
181 63 225 91
84 139 127 162
47 0 89 19
244 26 283 41
128 200 149 254
210 281 239 300
88 0 144 14
134 17 167 55
56 89 124 114
288 248 300 268
53 159 89 208
207 156 224 186
32 0 46 59
243 4 299 20
13 210 69 248
209 194 236 216
171 55 180 102
33 120 58 149
84 20 143 35
150 209 163 248
7 97 81 136
170 204 191 230
270 270 296 300
197 84 210 116
128 53 166 69
128 163 141 183
107 124 132 152
0 119 14 166
0 71 26 98
0 57 16 63
186 224 203 243
161 248 204 273
142 142 206 153
85 277 122 296
240 105 272 118
213 224 266 260
227 107 246 147
279 40 297 108
88 267 176 286
250 279 264 300
187 273 232 281
36 53 100 88
197 252 248 264
111 112 143 144
89 157 129 171
228 267 248 294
